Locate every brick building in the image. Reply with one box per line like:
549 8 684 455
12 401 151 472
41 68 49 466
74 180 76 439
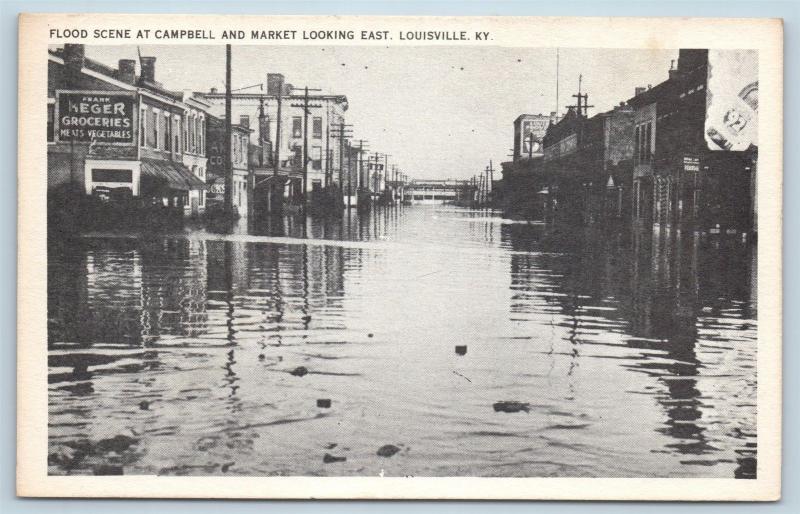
47 44 206 214
627 49 757 233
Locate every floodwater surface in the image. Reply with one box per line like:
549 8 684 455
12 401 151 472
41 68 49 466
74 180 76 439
47 206 757 478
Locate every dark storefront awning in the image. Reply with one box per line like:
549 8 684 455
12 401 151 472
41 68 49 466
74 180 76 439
255 174 290 188
140 158 206 191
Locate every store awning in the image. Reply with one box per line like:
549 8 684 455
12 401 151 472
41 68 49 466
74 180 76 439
255 174 290 188
140 158 206 191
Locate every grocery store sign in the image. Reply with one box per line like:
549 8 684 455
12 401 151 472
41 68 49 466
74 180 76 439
56 90 135 145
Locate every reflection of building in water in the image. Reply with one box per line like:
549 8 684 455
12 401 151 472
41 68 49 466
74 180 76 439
500 222 757 477
139 238 210 342
48 240 145 346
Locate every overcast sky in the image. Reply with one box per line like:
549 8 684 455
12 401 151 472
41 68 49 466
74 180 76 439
83 45 677 180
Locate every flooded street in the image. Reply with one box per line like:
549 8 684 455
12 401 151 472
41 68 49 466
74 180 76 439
47 205 757 478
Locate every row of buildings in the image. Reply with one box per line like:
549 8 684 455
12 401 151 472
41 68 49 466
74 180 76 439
47 44 409 224
499 49 758 234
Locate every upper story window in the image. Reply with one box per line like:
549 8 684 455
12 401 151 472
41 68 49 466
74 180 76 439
635 121 654 164
189 115 196 153
139 106 147 147
174 116 181 154
163 112 171 152
183 115 188 151
292 116 302 138
199 118 205 156
313 117 322 139
151 108 160 149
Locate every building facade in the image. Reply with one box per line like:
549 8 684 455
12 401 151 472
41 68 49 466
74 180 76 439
627 49 757 233
206 115 253 217
541 102 635 224
198 74 349 197
48 45 206 213
513 112 561 162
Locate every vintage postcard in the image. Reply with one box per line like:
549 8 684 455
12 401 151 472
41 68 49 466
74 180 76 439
17 14 782 500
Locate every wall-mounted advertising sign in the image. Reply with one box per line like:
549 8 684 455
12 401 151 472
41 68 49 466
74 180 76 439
683 156 700 172
705 50 758 152
521 117 550 155
56 91 135 145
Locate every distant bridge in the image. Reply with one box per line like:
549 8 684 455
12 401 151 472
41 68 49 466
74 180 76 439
405 179 471 204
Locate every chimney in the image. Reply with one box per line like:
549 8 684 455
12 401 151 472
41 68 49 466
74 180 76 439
118 59 136 85
63 44 85 88
668 59 678 80
140 56 156 83
210 87 218 94
635 86 646 96
266 73 285 96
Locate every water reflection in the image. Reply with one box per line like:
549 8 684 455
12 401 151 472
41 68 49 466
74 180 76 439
47 206 757 478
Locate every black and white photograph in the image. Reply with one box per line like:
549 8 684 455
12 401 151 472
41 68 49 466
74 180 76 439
17 14 782 500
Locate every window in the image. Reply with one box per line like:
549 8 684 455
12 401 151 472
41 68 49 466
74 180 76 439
151 108 160 149
139 106 147 147
199 190 205 207
174 117 181 153
292 116 302 138
195 117 201 154
189 115 196 153
47 103 55 142
199 118 205 155
183 115 188 150
312 146 322 170
312 117 322 139
164 113 171 151
634 125 640 162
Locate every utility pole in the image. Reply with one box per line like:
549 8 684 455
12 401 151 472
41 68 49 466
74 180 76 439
382 153 391 203
568 74 594 118
224 44 233 217
555 47 560 116
258 90 268 164
487 160 495 204
324 105 331 188
330 120 353 205
290 86 322 211
527 132 535 159
273 75 283 176
348 139 367 205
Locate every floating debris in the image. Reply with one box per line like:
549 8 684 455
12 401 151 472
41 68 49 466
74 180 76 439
290 366 309 377
326 443 338 449
493 401 530 413
258 354 266 361
317 399 332 408
221 462 234 472
323 453 347 464
377 444 401 457
93 464 123 475
455 345 467 355
138 400 150 410
302 315 312 322
368 333 374 338
95 434 138 453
